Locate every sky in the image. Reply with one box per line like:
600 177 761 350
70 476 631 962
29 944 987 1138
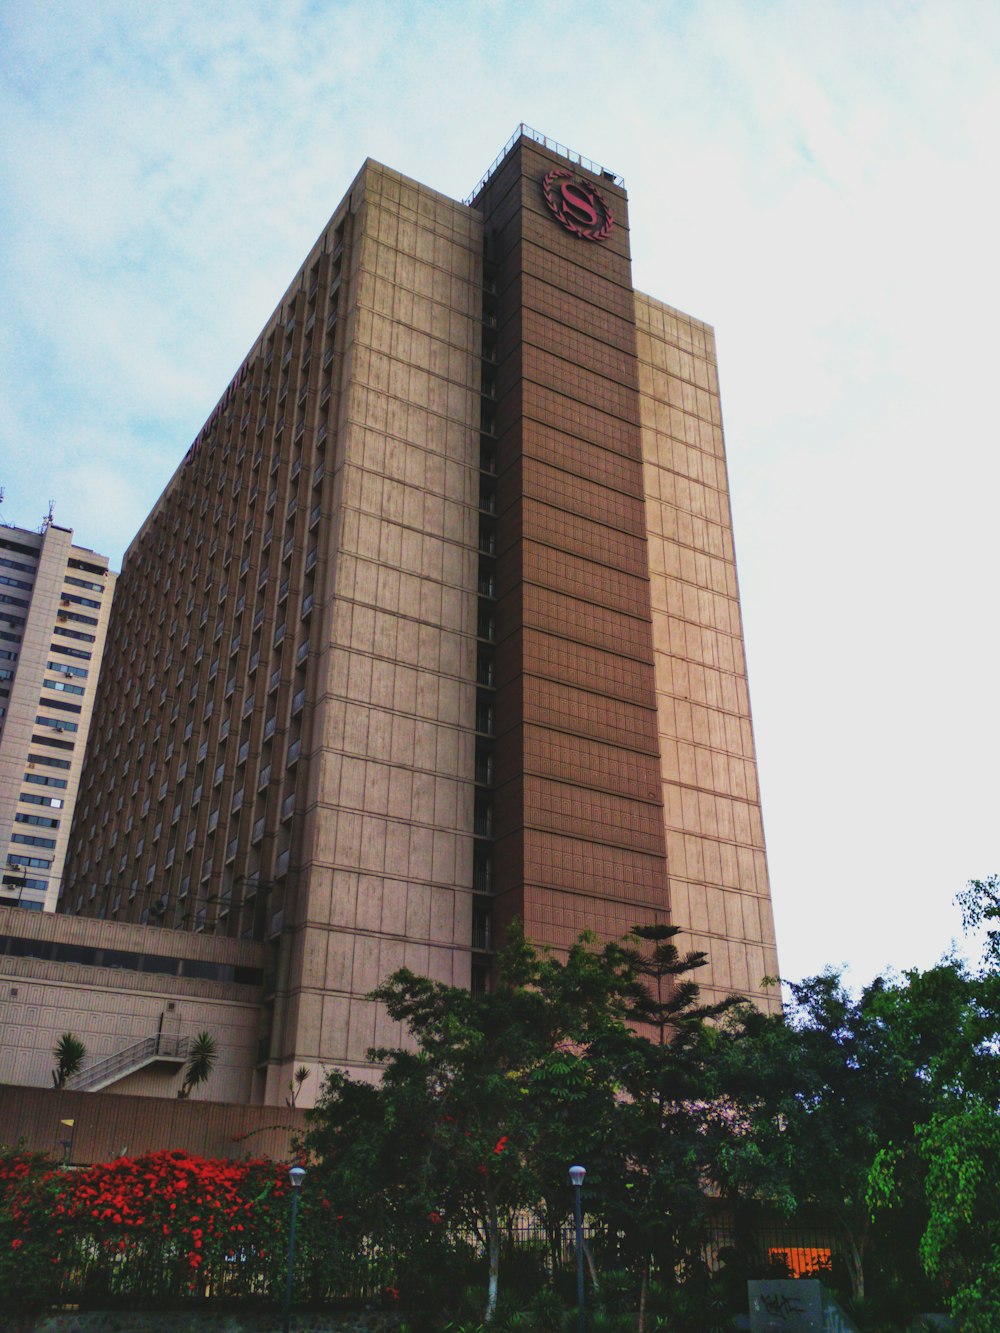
1 0 997 988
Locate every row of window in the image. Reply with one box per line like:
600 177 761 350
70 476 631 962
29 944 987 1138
64 232 345 931
2 875 47 893
45 678 85 695
15 812 59 828
48 659 88 677
0 933 261 985
51 642 92 661
35 715 77 732
0 553 37 575
68 556 107 577
54 626 95 643
24 772 68 788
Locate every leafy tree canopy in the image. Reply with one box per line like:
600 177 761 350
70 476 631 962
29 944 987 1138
304 923 726 1322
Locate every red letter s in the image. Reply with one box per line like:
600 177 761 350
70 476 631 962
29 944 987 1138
558 182 599 227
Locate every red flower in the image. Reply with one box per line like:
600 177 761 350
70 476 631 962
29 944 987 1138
428 1210 443 1225
11 1239 22 1250
493 1136 509 1154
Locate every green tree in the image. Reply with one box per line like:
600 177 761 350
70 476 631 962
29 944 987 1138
710 970 953 1309
593 925 743 1325
304 923 745 1324
867 910 1000 1330
305 926 639 1322
177 1031 217 1099
621 923 739 1043
51 1033 86 1088
915 1105 1000 1333
957 874 1000 971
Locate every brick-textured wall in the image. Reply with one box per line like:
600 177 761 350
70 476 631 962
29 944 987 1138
0 1084 304 1164
479 136 670 951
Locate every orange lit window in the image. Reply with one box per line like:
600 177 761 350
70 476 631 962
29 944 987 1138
768 1247 832 1277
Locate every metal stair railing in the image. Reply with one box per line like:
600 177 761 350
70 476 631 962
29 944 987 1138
65 1032 189 1092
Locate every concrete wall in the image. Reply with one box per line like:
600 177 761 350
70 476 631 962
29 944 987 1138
0 906 265 1101
0 1084 303 1163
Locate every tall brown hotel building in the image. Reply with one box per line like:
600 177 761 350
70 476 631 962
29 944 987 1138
60 129 779 1105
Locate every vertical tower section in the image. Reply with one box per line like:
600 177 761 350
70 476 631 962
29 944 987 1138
635 294 780 1013
272 162 483 1094
473 134 671 951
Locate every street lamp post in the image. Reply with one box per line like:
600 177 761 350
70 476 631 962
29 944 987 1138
282 1165 306 1333
568 1165 586 1333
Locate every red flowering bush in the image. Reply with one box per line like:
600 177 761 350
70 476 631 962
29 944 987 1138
0 1148 67 1312
0 1146 337 1314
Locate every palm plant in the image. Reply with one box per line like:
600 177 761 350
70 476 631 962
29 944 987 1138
286 1065 311 1107
177 1031 217 1099
51 1032 86 1088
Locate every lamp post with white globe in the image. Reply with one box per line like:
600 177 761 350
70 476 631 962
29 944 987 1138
568 1165 586 1333
282 1165 306 1333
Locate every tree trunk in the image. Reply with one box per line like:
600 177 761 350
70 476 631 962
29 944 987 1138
485 1196 500 1323
543 1201 561 1286
846 1236 864 1303
583 1238 600 1292
838 1214 866 1303
637 1262 649 1333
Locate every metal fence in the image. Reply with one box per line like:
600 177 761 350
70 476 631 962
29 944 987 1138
24 1203 847 1312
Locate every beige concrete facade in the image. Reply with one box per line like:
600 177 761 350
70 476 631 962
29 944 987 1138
268 163 483 1097
0 525 115 913
44 130 781 1109
636 295 780 1013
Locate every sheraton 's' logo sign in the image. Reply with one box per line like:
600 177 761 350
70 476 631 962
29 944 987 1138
541 169 614 241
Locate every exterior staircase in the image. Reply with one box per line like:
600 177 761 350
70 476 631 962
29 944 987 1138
65 1032 189 1092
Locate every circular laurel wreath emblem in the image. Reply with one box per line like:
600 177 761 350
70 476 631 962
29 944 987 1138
541 168 614 242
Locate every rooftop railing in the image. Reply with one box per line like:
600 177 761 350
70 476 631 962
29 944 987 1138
464 123 625 206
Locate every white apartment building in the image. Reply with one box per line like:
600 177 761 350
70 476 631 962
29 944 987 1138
0 522 115 912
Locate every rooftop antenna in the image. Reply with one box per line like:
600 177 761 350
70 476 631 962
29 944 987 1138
40 500 55 532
